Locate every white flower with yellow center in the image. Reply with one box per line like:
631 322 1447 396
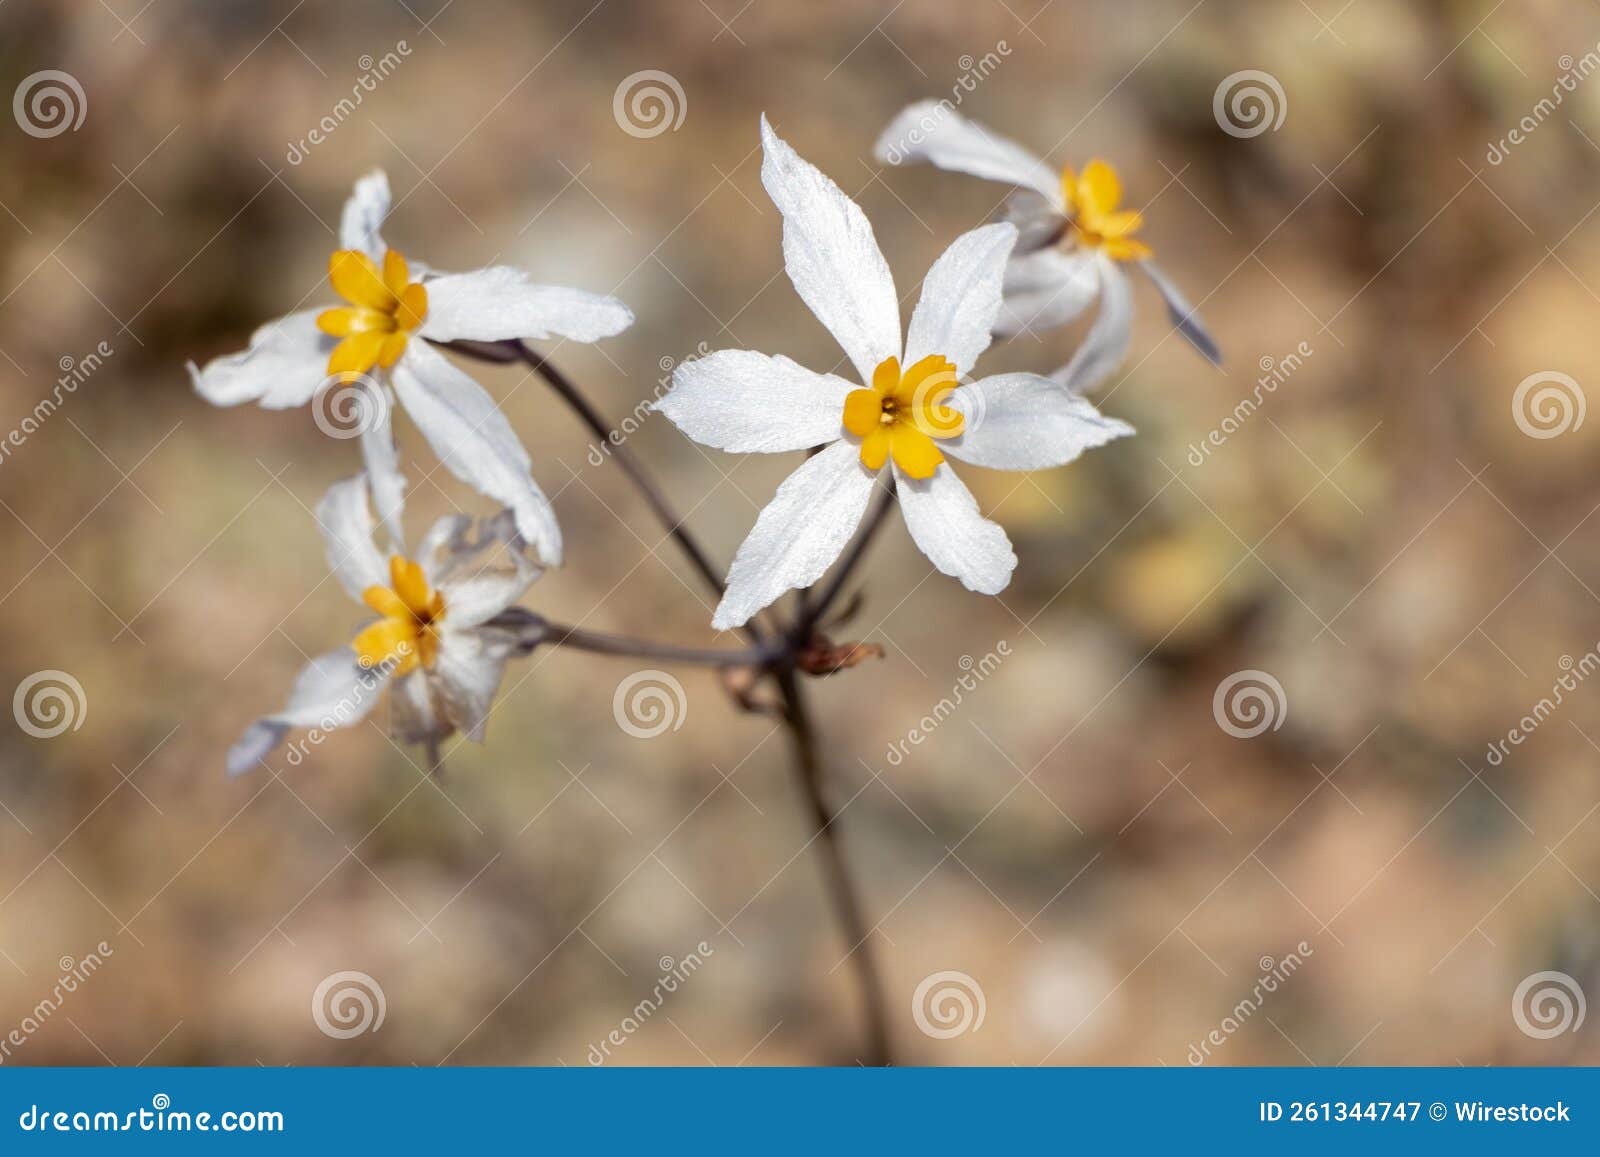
224 473 539 775
189 171 634 567
655 116 1133 631
875 103 1220 392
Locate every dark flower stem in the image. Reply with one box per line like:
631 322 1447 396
446 339 894 1065
437 338 751 640
796 480 897 640
492 611 779 668
775 665 892 1065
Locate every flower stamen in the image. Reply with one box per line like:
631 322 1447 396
316 249 429 382
354 555 446 676
842 354 964 479
1060 159 1152 262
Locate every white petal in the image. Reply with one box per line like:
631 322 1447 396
438 539 539 629
654 350 856 453
874 102 1062 205
1139 260 1222 365
418 267 633 344
340 170 391 260
390 340 564 566
357 383 406 552
894 462 1016 595
761 115 900 384
1052 254 1132 394
431 629 513 741
945 373 1135 471
993 248 1098 337
225 647 389 775
904 222 1016 375
389 670 442 744
316 475 388 600
1004 190 1069 252
187 311 332 409
713 439 875 630
417 513 473 581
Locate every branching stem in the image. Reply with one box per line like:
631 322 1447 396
447 339 895 1065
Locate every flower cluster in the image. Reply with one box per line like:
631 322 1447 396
196 110 1218 774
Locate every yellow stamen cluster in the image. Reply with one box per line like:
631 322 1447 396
1061 159 1151 262
841 355 964 479
354 556 445 677
317 249 429 381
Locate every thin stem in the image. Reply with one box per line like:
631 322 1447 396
798 479 897 639
541 622 776 668
440 338 739 626
775 668 893 1065
443 338 892 1063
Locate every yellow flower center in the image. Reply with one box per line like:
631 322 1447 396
353 555 445 677
1060 159 1152 262
841 354 964 480
316 249 429 381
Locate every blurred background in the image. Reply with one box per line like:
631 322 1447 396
2 0 1599 1066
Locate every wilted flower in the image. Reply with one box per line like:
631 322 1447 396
875 103 1219 391
225 473 538 775
655 116 1132 630
189 171 633 565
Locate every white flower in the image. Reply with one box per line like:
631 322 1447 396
654 116 1133 631
874 103 1220 392
188 170 634 566
224 472 539 776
